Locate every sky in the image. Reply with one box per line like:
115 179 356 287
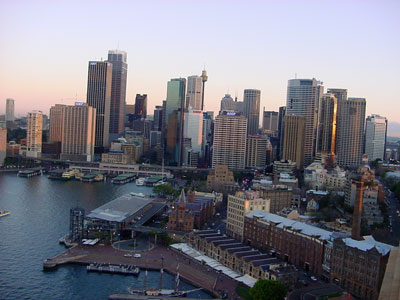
0 0 399 135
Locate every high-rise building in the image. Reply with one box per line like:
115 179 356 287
278 106 286 160
186 75 202 110
243 89 261 135
5 98 15 122
165 78 186 165
153 105 164 131
212 111 247 169
107 50 127 142
282 115 306 169
49 104 66 143
184 107 203 154
26 111 43 158
246 135 268 169
327 88 348 158
220 94 236 112
0 127 6 166
86 61 112 149
317 93 337 154
286 79 323 166
134 94 147 117
201 111 214 165
262 110 278 134
125 104 135 115
365 115 387 161
60 103 96 162
201 70 208 110
336 98 366 168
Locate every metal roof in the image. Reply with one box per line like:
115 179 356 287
87 193 152 222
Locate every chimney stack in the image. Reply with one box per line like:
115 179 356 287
351 180 364 240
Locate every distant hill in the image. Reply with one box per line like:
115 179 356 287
388 136 400 142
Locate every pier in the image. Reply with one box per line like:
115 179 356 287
112 173 137 184
87 263 140 275
43 244 240 299
17 167 44 177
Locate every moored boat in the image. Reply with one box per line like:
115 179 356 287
0 211 10 217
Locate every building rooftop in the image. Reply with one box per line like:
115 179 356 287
87 193 152 222
342 235 394 256
247 210 344 241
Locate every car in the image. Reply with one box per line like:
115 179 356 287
124 253 132 257
310 276 317 282
134 254 141 258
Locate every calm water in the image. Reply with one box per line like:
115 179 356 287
0 173 211 300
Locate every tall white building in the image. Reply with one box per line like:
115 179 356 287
212 111 247 169
184 107 203 153
286 78 323 166
186 75 203 110
6 98 15 122
365 114 387 161
26 111 43 158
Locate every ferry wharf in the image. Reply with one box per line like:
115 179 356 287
43 244 242 299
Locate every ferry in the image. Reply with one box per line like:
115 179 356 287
135 177 146 186
61 169 80 180
0 211 10 217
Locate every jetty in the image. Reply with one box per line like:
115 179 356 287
112 173 137 184
87 263 140 275
17 167 44 177
109 295 213 300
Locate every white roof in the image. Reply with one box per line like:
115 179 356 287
342 235 394 255
247 210 339 241
170 243 257 287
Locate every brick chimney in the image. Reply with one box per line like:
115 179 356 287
351 180 364 240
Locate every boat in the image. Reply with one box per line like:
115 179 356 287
0 211 10 217
61 169 80 180
135 178 145 186
154 180 167 186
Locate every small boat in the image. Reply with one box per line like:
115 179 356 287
0 211 10 217
135 178 145 186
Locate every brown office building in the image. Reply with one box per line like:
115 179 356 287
49 104 66 143
317 93 337 154
282 115 306 169
134 94 147 117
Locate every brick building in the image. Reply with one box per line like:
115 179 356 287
330 236 393 300
188 230 298 289
206 164 239 194
255 184 293 213
243 210 341 276
168 190 214 231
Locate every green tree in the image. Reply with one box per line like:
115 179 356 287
152 184 179 197
249 279 287 300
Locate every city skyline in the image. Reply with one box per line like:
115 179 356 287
0 1 399 136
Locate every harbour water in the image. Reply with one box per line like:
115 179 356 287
0 173 211 300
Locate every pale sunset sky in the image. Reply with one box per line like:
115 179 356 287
0 0 399 135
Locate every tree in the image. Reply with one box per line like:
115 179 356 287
249 279 287 300
152 184 179 198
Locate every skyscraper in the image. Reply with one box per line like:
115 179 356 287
286 78 323 166
262 110 279 134
243 89 261 135
184 107 203 154
282 115 306 169
336 98 366 168
212 111 247 169
26 111 43 158
186 75 202 110
317 93 337 154
278 106 286 160
5 98 14 122
165 78 186 165
49 104 66 143
86 61 112 149
60 103 96 162
246 135 268 169
107 50 127 142
365 115 387 161
327 88 348 157
201 70 208 110
0 127 6 166
153 105 164 131
134 94 147 117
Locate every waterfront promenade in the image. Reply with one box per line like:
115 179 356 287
44 244 242 299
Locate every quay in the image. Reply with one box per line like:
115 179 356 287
112 173 137 184
87 263 140 275
43 244 241 299
109 295 215 300
17 167 44 177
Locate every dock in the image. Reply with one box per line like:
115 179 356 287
43 244 240 299
17 167 44 177
109 295 213 300
112 173 137 184
87 263 140 275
